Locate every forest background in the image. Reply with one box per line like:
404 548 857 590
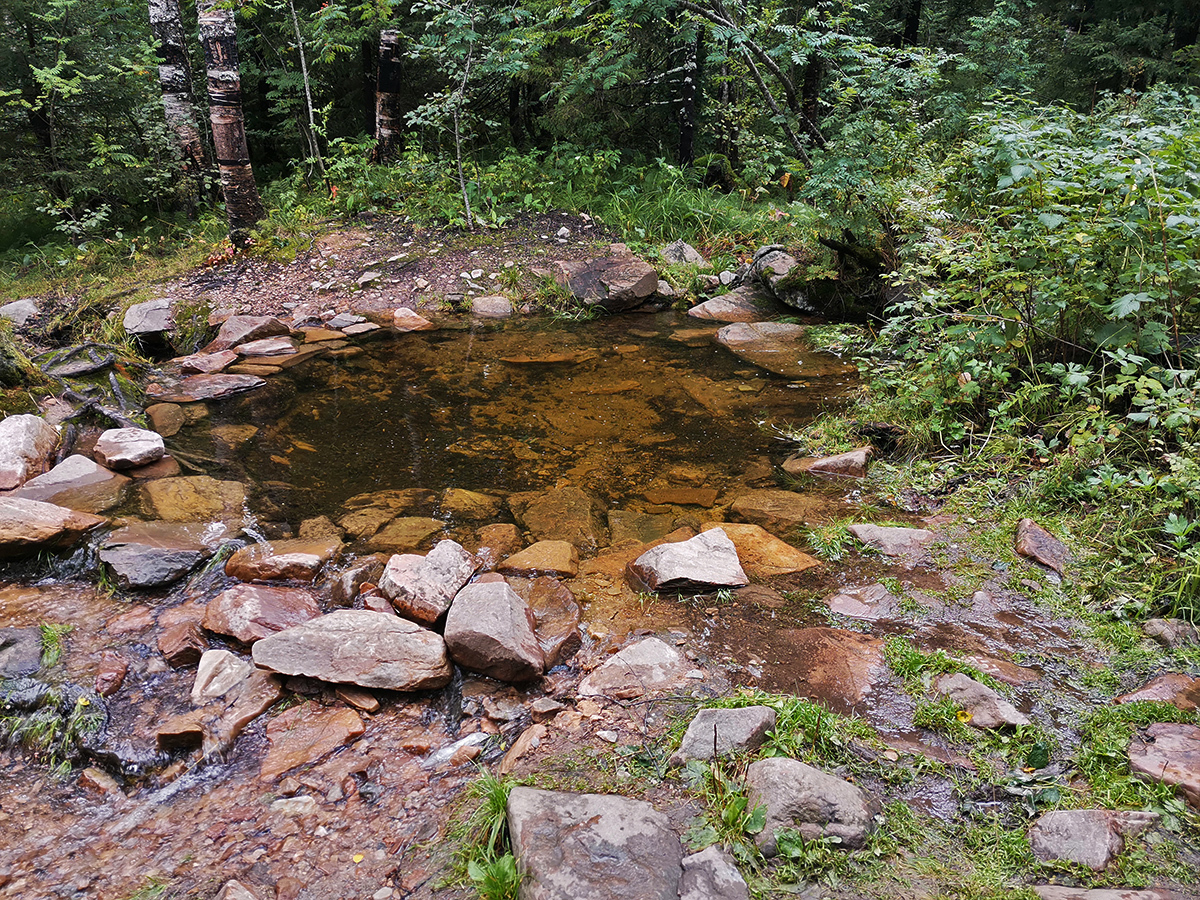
1 0 1199 623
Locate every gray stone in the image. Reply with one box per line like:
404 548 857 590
123 297 173 335
236 336 297 357
0 299 38 327
508 486 608 553
100 521 221 587
750 247 811 311
0 627 42 678
847 524 934 559
0 497 106 559
444 581 545 682
252 610 452 691
662 240 707 266
933 673 1029 729
1143 618 1199 648
202 315 289 352
671 706 776 765
378 540 480 625
93 427 165 470
1029 809 1158 871
554 254 659 312
0 414 59 490
627 528 748 593
472 295 514 318
680 845 749 900
507 787 682 900
578 637 691 700
326 313 365 329
13 454 129 514
745 757 879 855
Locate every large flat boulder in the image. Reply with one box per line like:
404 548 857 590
498 541 579 578
715 322 808 378
203 584 321 644
745 757 878 855
1029 809 1158 871
123 297 173 335
141 475 246 522
444 581 544 682
508 487 608 553
13 454 129 514
627 528 748 593
378 540 480 625
507 787 683 900
847 523 934 560
729 489 831 534
0 414 59 490
100 521 222 587
0 497 106 558
251 610 452 691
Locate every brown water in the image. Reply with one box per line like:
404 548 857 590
168 313 857 527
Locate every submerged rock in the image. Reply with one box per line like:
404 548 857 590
508 487 608 553
260 703 364 781
745 757 878 855
251 610 453 691
444 581 545 682
365 516 445 552
579 637 691 699
729 489 831 534
140 475 246 523
627 528 748 593
715 322 809 378
507 787 683 900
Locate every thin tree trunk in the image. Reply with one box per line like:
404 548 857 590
800 56 825 148
288 0 325 178
148 0 205 181
677 26 702 167
198 0 263 247
375 29 404 161
453 45 474 231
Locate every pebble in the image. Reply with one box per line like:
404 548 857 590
596 730 618 743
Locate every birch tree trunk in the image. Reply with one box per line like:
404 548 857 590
374 29 404 161
197 0 263 246
148 0 205 184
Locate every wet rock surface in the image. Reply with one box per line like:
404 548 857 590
578 636 691 699
1129 722 1200 808
92 428 165 470
203 584 321 644
12 455 130 514
378 540 479 625
0 413 58 490
0 497 106 558
933 672 1029 729
1029 809 1158 871
443 581 544 682
99 521 220 587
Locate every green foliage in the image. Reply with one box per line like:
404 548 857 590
39 622 72 668
0 683 105 777
446 770 527 899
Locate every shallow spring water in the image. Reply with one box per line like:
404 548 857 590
171 312 858 527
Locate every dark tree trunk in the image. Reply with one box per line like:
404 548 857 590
1175 6 1200 52
677 26 703 167
508 80 525 150
197 0 263 247
148 0 206 207
374 29 405 161
22 24 64 200
361 38 375 137
800 56 825 148
900 0 922 46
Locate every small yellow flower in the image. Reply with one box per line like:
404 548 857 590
78 698 90 707
352 854 364 864
956 709 973 724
